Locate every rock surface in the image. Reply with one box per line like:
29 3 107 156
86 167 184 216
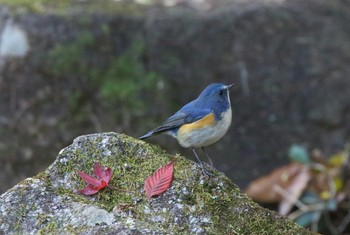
0 132 313 234
1 0 350 194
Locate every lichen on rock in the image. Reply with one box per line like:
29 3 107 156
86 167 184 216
0 132 315 234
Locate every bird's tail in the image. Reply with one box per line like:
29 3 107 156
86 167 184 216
139 124 172 140
139 131 154 140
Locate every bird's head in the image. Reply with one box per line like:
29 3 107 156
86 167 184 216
198 83 233 102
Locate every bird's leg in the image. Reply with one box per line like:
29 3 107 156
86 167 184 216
192 148 213 176
201 147 213 166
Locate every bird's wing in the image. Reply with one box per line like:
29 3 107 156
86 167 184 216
139 107 211 139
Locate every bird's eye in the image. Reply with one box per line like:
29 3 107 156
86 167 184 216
219 90 224 96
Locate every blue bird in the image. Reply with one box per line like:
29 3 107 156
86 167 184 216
140 83 234 174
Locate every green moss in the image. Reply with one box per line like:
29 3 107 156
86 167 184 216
17 133 311 234
36 213 50 226
0 0 70 13
44 134 171 213
37 222 58 235
0 0 153 15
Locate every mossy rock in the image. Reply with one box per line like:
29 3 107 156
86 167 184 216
0 132 316 234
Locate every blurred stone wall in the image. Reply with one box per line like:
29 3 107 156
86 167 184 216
1 0 350 193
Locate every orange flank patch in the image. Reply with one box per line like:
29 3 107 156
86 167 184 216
178 113 215 134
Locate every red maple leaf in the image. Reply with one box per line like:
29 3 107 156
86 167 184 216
77 162 112 195
144 161 174 198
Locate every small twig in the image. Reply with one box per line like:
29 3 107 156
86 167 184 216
288 203 325 220
288 208 305 221
107 185 132 194
311 211 321 232
273 185 307 211
310 162 327 172
327 171 337 199
322 211 339 235
338 208 350 233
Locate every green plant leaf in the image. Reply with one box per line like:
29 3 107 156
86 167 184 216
299 192 319 204
288 144 310 164
295 211 321 227
325 199 337 211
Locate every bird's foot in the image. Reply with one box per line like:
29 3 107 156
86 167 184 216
199 163 215 177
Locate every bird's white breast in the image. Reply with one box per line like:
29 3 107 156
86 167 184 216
177 107 232 148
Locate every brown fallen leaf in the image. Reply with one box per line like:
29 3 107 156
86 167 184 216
245 163 309 204
277 166 311 215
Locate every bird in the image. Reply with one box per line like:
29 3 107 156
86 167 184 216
139 83 234 175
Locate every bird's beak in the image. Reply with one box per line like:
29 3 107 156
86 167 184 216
226 84 235 90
